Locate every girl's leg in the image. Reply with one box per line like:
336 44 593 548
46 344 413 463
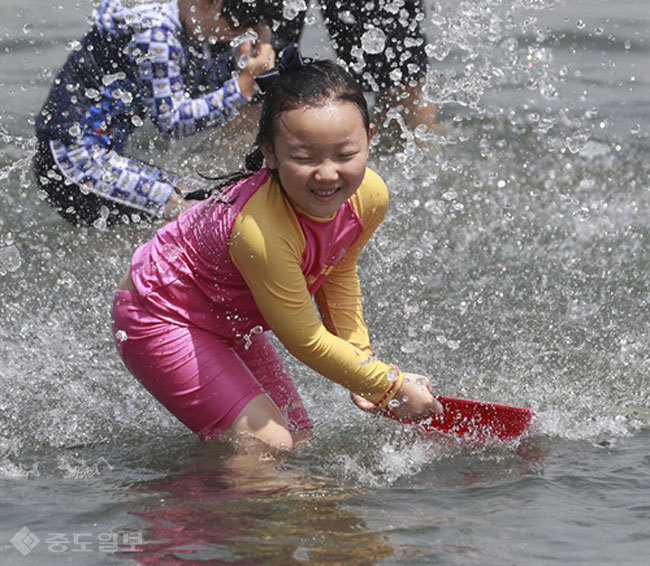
112 290 293 448
234 333 313 434
229 393 295 450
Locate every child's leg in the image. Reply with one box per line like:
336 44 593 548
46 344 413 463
112 290 291 448
229 393 295 450
234 333 313 433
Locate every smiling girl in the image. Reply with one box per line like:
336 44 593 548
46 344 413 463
112 47 442 449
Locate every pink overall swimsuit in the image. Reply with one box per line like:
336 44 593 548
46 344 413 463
112 167 402 438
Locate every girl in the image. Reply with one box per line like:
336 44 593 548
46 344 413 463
34 0 278 227
112 46 442 450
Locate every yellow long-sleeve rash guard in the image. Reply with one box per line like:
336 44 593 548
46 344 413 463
228 168 403 407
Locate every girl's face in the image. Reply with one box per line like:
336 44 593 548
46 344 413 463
262 101 374 218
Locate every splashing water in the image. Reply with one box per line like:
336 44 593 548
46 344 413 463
0 0 647 493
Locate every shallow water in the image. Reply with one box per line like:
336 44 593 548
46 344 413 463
1 0 649 564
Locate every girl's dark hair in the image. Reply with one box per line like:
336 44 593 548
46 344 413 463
248 59 371 169
188 59 371 200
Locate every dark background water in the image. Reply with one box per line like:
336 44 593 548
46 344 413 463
1 0 648 564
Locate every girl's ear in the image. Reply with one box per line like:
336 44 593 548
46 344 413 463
367 122 376 145
260 142 277 169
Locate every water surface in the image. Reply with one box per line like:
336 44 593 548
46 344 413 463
1 0 648 564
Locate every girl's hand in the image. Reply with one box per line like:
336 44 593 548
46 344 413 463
390 373 443 421
236 41 275 99
351 373 443 421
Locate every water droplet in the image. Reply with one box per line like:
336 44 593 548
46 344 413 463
162 244 183 261
565 132 589 154
572 207 591 220
131 115 143 127
237 54 249 70
115 330 128 342
68 124 81 137
400 342 418 354
361 27 386 55
386 368 399 383
0 244 22 275
576 19 586 29
388 399 401 409
425 40 450 61
630 124 640 135
250 325 263 334
282 0 306 20
230 29 259 48
102 72 126 87
22 23 33 34
84 88 100 100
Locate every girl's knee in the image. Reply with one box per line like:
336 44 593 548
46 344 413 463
230 393 294 451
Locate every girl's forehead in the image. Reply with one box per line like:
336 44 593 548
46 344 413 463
270 105 369 153
276 101 365 133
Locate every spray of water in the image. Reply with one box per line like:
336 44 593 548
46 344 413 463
0 0 648 485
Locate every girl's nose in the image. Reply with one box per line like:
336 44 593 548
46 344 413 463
314 159 338 182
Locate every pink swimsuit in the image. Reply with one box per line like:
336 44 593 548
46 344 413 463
112 167 403 437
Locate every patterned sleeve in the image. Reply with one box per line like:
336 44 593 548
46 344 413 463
130 26 248 138
49 138 177 217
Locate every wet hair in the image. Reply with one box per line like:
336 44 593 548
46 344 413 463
246 58 371 171
188 58 371 200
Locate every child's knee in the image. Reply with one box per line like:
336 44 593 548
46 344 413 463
230 393 294 450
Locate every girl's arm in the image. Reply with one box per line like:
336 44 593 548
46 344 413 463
230 173 441 419
315 172 443 419
314 169 387 351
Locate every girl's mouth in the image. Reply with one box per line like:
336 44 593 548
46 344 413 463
312 187 340 200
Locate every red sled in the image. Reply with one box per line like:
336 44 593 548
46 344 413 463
387 396 535 441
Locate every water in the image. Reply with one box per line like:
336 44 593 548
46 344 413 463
1 0 649 564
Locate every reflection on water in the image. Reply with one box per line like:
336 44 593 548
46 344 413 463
120 441 396 564
114 434 549 564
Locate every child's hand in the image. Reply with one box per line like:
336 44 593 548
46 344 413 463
351 373 443 420
380 373 443 420
387 373 443 421
351 392 380 413
236 41 275 99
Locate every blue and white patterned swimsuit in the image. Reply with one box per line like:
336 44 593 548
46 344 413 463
35 0 248 224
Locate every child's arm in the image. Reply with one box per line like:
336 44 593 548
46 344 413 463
129 27 268 138
230 213 401 410
314 168 387 351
